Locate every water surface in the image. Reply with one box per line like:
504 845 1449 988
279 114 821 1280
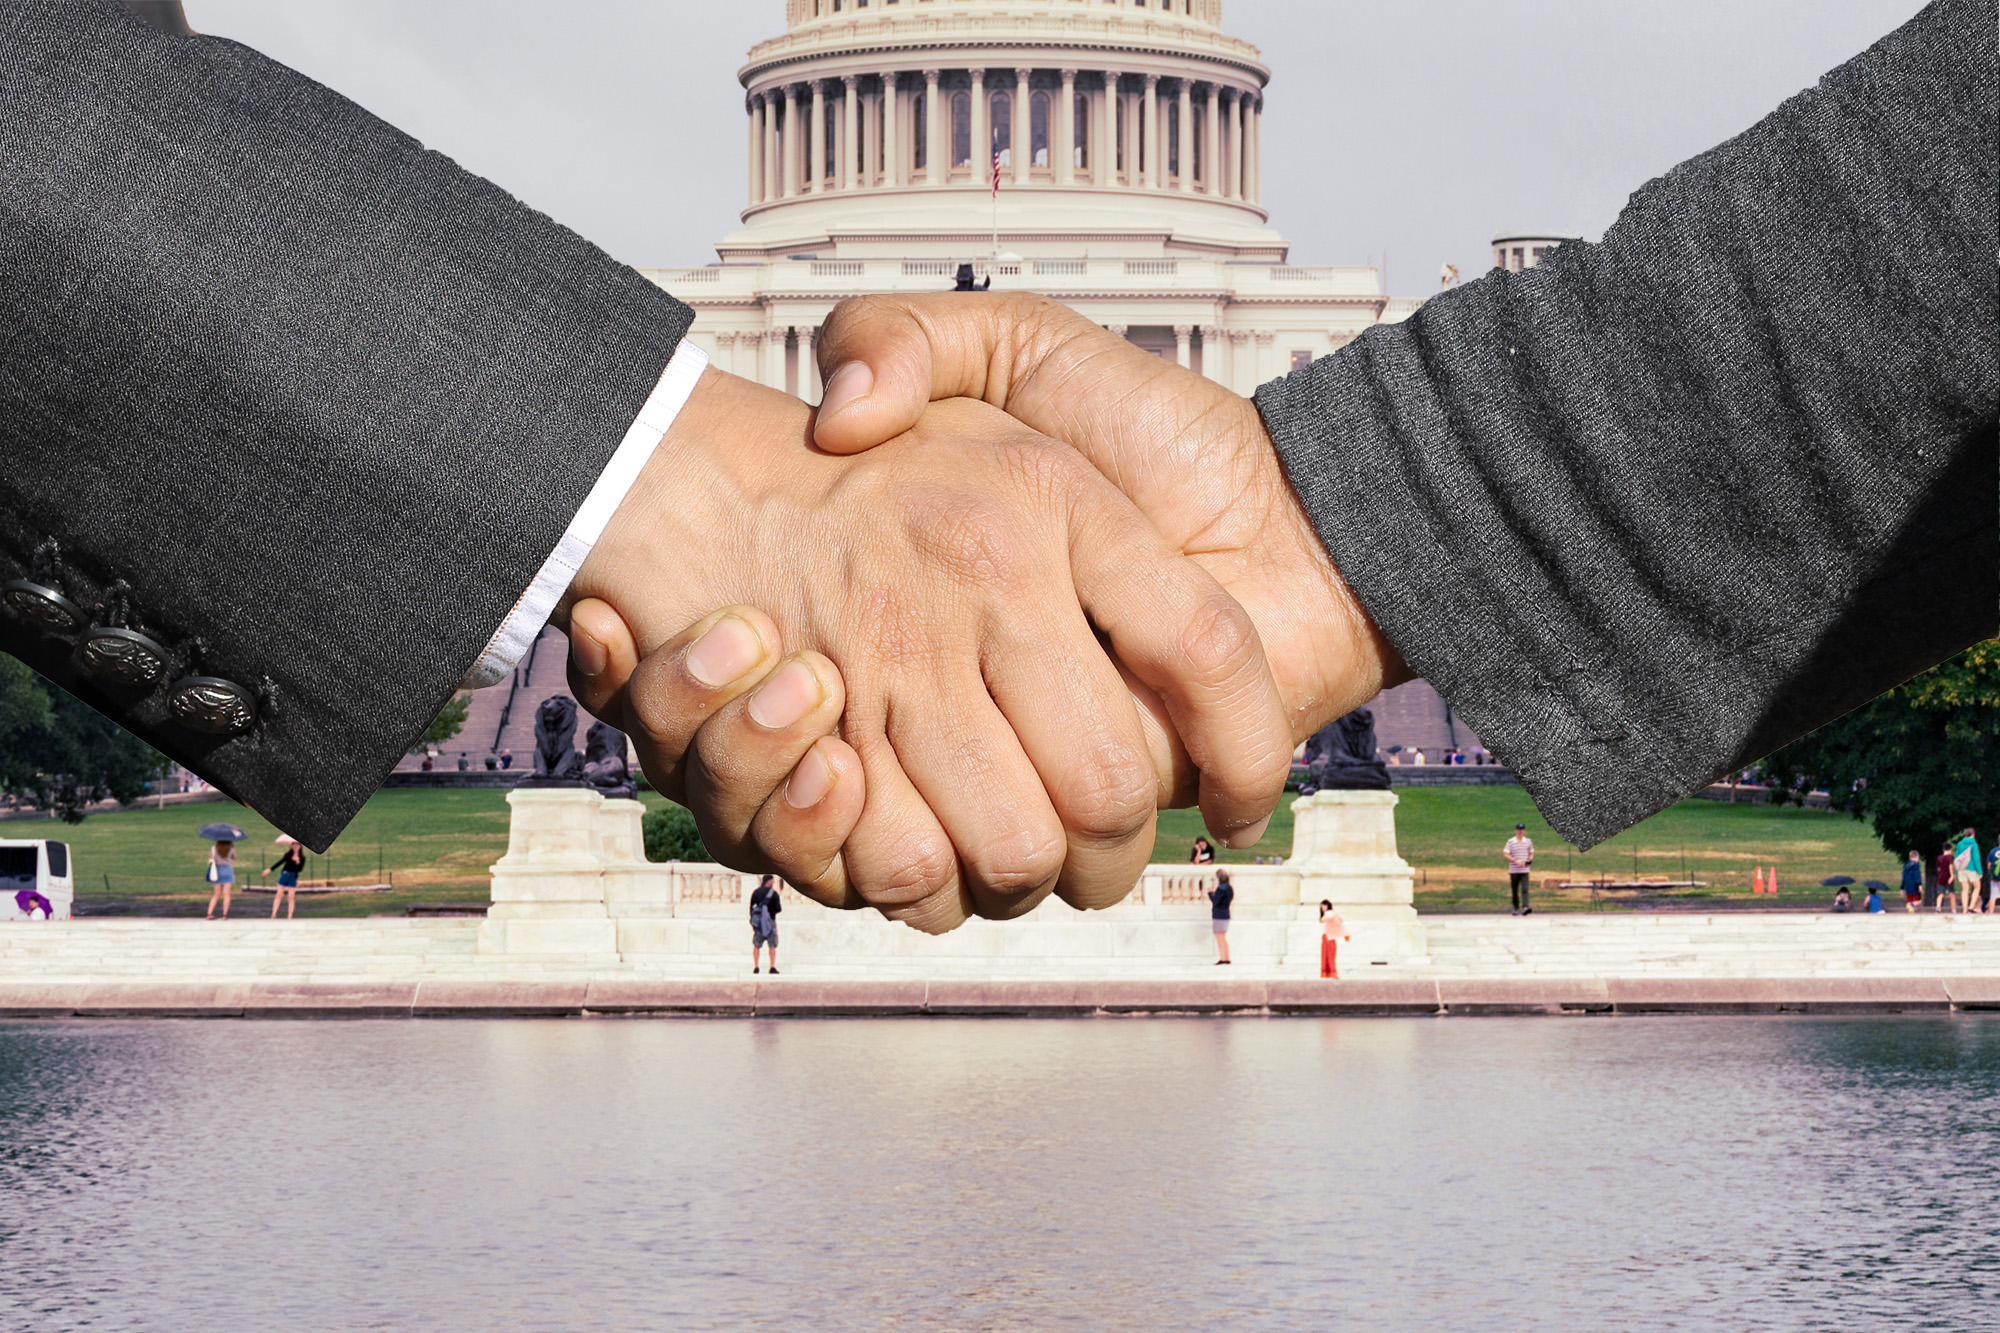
1 1017 1994 1331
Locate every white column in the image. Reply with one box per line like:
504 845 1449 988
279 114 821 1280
1176 81 1193 192
766 328 788 389
1123 86 1140 187
1228 331 1250 392
1204 83 1221 194
1057 69 1077 186
784 85 802 196
809 81 826 194
1106 323 1128 343
1216 89 1232 198
1201 326 1226 383
924 69 943 186
864 88 880 187
763 94 780 202
881 72 899 187
1013 68 1032 185
969 69 986 179
1093 73 1113 186
1142 75 1159 189
1173 324 1192 370
842 77 859 190
1254 331 1275 389
1248 99 1261 204
747 98 762 206
801 324 819 404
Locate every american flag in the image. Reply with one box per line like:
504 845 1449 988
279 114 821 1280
991 153 1003 198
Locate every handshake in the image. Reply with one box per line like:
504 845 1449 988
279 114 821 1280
560 293 1404 932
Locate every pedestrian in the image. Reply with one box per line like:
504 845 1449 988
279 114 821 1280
1985 843 1999 915
1207 869 1233 965
1953 828 1982 915
266 838 306 920
456 753 469 772
1318 898 1349 979
750 873 782 974
1865 884 1886 913
1935 843 1958 912
499 749 513 770
1190 836 1216 865
1830 884 1852 912
205 838 236 920
1504 823 1535 916
1901 851 1923 913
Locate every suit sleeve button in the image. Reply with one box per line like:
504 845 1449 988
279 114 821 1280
2 580 85 636
168 676 258 735
78 627 172 688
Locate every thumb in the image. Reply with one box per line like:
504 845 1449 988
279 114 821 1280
812 293 1033 454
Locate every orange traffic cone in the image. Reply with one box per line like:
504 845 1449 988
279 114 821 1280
1753 866 1765 895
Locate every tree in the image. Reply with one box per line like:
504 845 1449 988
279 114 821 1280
0 660 169 822
409 692 471 754
642 803 711 862
1764 640 2000 863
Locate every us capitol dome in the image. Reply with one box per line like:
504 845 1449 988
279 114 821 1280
643 0 1418 400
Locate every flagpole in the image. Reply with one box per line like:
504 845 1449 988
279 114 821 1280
991 152 1000 258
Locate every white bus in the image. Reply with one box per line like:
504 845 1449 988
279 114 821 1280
1 838 73 921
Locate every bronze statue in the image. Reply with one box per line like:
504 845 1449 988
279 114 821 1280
582 719 636 799
1298 708 1391 792
526 695 586 785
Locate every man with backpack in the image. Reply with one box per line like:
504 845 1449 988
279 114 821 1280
751 874 783 975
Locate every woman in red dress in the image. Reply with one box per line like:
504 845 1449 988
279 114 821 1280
1319 899 1350 979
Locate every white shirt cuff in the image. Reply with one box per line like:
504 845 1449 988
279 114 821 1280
458 340 710 690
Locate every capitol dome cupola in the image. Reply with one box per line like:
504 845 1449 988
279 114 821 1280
730 0 1274 262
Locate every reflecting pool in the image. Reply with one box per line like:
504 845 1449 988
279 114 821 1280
2 1017 1995 1331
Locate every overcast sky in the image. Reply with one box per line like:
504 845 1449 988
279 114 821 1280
187 0 1926 293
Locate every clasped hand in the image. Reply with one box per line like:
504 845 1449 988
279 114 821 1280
564 298 1405 932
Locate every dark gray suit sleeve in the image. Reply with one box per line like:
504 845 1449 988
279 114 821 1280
1254 0 1997 848
0 0 695 849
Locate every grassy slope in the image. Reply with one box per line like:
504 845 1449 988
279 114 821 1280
23 785 1897 918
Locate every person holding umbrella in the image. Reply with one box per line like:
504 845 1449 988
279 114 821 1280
200 822 245 920
266 835 306 920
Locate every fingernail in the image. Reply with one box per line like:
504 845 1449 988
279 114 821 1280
785 745 837 809
570 626 608 679
818 361 873 421
684 615 764 687
747 660 823 729
1223 815 1272 850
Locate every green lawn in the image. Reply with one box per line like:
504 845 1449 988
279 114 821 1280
1155 787 1899 913
21 788 688 918
20 784 1899 918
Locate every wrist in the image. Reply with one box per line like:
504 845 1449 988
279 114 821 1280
566 369 811 656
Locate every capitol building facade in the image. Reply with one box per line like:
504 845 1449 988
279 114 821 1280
642 0 1417 401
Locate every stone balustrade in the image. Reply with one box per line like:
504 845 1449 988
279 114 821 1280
478 787 1429 974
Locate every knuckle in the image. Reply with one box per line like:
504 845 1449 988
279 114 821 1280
909 494 1035 590
967 828 1065 899
1177 591 1262 686
1059 751 1157 847
855 829 957 909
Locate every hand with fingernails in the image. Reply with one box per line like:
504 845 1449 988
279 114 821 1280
809 292 1409 747
559 367 1293 933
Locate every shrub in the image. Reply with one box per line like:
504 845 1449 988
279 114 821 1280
642 803 710 862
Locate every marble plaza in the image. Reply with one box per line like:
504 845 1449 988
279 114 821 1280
4 787 2000 1018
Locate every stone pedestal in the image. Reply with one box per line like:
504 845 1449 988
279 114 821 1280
597 796 680 954
481 787 619 955
1281 790 1430 971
